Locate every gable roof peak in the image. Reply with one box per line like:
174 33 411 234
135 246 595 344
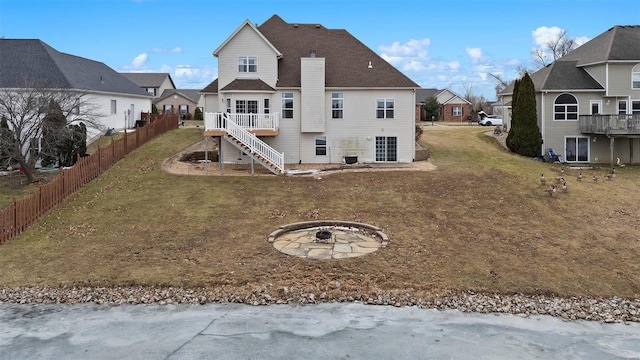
213 19 282 58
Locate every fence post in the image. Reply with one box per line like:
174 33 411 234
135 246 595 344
12 197 17 239
127 130 131 154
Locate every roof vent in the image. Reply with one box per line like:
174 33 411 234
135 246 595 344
368 61 373 69
315 24 321 28
293 24 299 28
310 50 316 58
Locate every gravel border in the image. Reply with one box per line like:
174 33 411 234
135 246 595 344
1 286 638 323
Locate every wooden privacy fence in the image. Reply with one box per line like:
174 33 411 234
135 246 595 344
0 114 179 244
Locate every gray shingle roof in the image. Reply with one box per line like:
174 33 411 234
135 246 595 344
560 25 640 65
415 88 442 103
0 39 150 97
220 79 276 92
499 25 640 96
257 15 418 89
120 72 176 89
154 89 202 104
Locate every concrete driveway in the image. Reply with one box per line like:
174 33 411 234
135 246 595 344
1 302 639 359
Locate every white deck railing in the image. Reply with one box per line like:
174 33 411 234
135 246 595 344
204 112 279 131
203 112 284 174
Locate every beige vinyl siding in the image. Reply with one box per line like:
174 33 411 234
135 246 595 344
159 77 175 95
296 89 414 164
220 88 415 165
540 91 618 162
216 25 279 90
607 63 640 96
300 57 326 132
202 94 219 113
583 64 606 88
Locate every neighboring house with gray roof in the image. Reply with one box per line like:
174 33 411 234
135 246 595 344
0 39 152 140
498 25 640 165
202 15 419 173
415 88 472 122
153 89 203 118
120 72 176 99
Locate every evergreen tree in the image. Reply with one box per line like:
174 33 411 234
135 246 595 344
194 107 203 120
505 79 520 151
40 102 67 167
506 73 542 157
0 116 14 167
422 96 440 121
151 104 158 114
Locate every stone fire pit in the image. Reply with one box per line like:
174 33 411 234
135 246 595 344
268 221 389 260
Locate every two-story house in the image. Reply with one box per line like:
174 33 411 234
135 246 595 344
201 15 419 174
121 73 176 100
498 25 640 166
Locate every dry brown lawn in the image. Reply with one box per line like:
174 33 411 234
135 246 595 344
1 125 639 300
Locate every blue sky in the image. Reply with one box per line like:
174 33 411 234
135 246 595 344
1 0 639 100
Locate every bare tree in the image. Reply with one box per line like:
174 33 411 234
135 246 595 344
461 83 489 117
489 65 531 96
532 30 578 68
0 83 103 182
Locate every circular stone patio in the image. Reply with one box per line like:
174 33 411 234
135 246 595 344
268 221 389 260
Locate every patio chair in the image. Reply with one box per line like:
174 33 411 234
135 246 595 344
547 148 567 164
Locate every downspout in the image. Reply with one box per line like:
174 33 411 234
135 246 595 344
541 91 546 156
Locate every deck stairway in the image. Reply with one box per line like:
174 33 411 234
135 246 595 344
207 112 284 175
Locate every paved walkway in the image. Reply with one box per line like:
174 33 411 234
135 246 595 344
1 303 639 359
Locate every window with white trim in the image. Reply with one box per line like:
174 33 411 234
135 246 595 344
164 104 173 114
110 100 117 114
452 106 462 116
632 100 640 114
235 100 247 114
554 94 578 120
264 99 270 114
618 100 628 115
376 99 394 119
282 93 293 119
375 136 397 162
238 56 257 73
331 92 343 119
565 136 589 162
632 64 640 89
590 100 602 115
315 136 327 156
226 98 231 113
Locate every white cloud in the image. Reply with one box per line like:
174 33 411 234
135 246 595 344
379 38 431 72
532 26 564 47
121 53 148 70
172 65 217 88
466 47 483 63
378 38 430 57
574 36 590 47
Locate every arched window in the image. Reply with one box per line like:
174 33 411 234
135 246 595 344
554 94 578 121
632 64 640 89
